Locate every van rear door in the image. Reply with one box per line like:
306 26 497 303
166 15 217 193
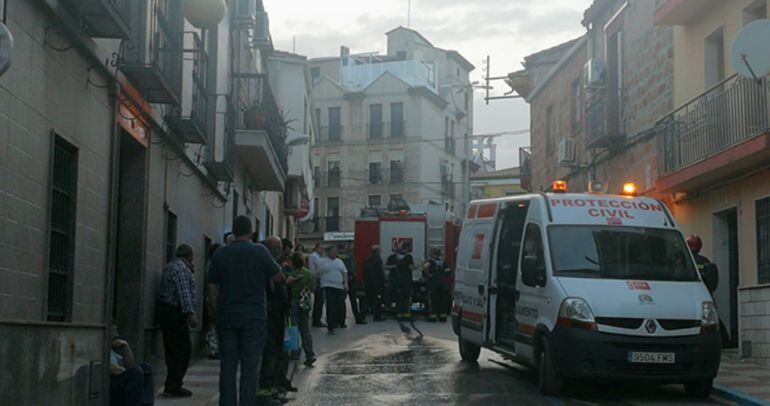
488 199 530 348
456 203 496 345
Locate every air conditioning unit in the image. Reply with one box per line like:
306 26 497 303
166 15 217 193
583 58 605 88
252 11 271 48
558 138 576 166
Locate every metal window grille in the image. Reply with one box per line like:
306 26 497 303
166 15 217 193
757 197 770 284
48 137 78 321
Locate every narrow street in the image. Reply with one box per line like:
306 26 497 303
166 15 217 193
287 320 733 405
160 316 737 405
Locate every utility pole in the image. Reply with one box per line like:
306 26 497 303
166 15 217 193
407 0 412 27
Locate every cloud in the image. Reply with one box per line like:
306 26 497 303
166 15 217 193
264 0 593 167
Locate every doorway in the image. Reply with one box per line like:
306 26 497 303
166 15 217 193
713 208 739 348
492 200 530 349
113 131 148 351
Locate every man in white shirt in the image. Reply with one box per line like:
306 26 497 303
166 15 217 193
309 243 326 327
317 246 349 335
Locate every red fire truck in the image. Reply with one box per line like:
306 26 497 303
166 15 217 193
353 204 460 312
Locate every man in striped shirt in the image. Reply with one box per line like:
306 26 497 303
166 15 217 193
157 244 198 398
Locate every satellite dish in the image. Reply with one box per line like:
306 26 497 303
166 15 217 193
731 19 770 80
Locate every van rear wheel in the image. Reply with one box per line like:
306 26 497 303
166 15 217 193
537 337 563 396
459 338 481 362
684 379 713 399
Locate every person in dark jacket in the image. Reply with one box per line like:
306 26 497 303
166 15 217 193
392 242 417 321
257 237 296 404
340 246 366 325
423 248 449 322
363 245 386 321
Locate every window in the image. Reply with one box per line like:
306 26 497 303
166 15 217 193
390 160 404 184
369 104 383 138
368 195 382 207
47 136 78 321
265 207 273 236
444 117 452 153
549 226 698 281
757 198 770 284
313 198 320 232
369 161 383 184
232 189 239 224
314 166 321 187
165 209 178 263
390 102 404 137
1 0 6 22
705 27 725 89
326 198 340 232
328 107 341 141
389 194 403 204
310 67 320 84
315 107 321 129
743 0 767 25
521 224 545 286
328 161 341 187
571 78 582 129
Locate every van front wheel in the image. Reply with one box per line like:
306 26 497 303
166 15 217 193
459 338 481 362
684 379 713 399
537 337 563 396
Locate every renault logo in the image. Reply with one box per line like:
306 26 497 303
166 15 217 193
639 294 654 304
645 319 657 334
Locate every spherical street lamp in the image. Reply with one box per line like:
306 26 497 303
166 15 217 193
181 0 227 29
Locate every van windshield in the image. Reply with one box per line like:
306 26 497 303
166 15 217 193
548 226 699 281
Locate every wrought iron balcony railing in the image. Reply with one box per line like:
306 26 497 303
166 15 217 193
367 121 406 139
658 74 769 176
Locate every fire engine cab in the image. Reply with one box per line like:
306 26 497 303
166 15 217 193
354 204 460 308
452 182 721 398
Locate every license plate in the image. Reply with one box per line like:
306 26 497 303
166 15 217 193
628 352 675 364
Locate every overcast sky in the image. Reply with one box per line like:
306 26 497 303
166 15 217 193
264 0 592 168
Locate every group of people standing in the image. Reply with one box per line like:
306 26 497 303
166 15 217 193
110 221 452 406
153 216 317 406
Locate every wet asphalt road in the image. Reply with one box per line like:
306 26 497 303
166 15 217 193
288 319 734 406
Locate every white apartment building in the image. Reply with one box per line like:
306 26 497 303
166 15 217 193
303 27 474 242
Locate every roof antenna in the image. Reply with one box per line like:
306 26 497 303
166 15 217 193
407 0 411 27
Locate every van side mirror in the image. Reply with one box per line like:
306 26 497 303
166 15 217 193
701 263 719 293
522 255 546 287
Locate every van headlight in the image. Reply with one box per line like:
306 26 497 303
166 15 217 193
701 301 719 334
557 297 597 331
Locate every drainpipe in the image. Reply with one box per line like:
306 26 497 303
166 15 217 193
101 79 122 402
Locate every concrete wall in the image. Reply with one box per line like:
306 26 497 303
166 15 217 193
672 0 770 106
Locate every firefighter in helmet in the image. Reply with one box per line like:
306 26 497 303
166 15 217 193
423 247 449 322
687 234 711 276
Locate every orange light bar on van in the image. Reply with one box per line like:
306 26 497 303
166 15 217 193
552 180 567 193
621 182 638 196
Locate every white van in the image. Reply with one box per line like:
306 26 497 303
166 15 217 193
451 187 721 398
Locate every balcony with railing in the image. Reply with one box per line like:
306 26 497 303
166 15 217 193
586 90 626 148
232 74 288 192
203 95 236 182
314 170 342 188
324 216 341 232
61 0 131 39
656 74 770 193
318 125 344 143
342 58 437 93
120 0 183 105
166 32 209 144
389 165 404 184
367 121 406 139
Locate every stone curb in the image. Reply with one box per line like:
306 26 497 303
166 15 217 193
713 384 770 406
